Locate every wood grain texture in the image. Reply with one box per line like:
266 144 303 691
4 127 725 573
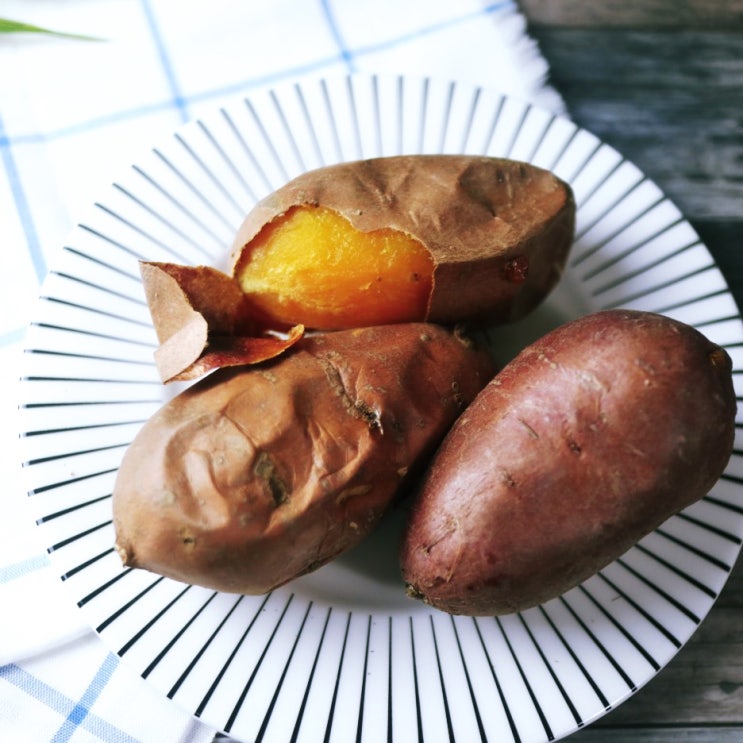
570 728 743 742
519 4 743 740
527 24 743 308
520 0 743 28
528 28 743 221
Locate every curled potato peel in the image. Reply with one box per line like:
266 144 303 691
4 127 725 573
140 261 304 383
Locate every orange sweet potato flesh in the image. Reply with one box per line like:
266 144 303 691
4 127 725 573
231 155 575 330
112 323 495 594
400 310 737 616
236 205 434 330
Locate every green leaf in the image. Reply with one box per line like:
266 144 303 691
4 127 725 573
0 17 103 41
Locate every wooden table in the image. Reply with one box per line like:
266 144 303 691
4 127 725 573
518 2 743 740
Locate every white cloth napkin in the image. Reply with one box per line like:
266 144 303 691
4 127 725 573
0 1 563 740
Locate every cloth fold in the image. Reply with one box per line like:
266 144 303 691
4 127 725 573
0 1 562 740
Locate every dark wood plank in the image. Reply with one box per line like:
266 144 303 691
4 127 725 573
527 29 743 221
695 221 743 310
527 26 743 318
520 19 743 740
570 727 743 742
520 0 743 28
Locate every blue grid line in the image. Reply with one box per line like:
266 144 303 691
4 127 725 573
0 53 343 149
0 326 27 346
0 99 191 149
320 0 356 72
1 659 139 743
51 653 120 743
0 553 50 584
0 113 47 283
354 0 515 56
140 0 190 123
0 1 515 149
1 663 70 715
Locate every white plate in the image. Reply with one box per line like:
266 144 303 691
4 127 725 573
17 73 743 742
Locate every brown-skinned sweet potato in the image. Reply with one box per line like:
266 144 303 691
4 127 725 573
401 309 737 616
113 323 495 594
231 155 575 330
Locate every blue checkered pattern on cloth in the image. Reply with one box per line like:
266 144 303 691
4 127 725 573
0 1 562 740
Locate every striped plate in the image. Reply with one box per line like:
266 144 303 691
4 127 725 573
17 73 743 743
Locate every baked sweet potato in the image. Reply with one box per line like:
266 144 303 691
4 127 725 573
401 309 736 616
139 261 305 383
113 323 495 594
231 155 575 330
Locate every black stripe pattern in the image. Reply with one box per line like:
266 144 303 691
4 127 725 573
16 73 743 743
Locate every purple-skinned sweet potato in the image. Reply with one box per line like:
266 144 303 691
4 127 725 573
401 309 737 616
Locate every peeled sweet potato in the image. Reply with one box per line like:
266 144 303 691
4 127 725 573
231 155 575 330
401 309 737 616
113 323 495 594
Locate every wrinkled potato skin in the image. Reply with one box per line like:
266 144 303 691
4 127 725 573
401 310 737 616
113 324 495 594
231 155 575 325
